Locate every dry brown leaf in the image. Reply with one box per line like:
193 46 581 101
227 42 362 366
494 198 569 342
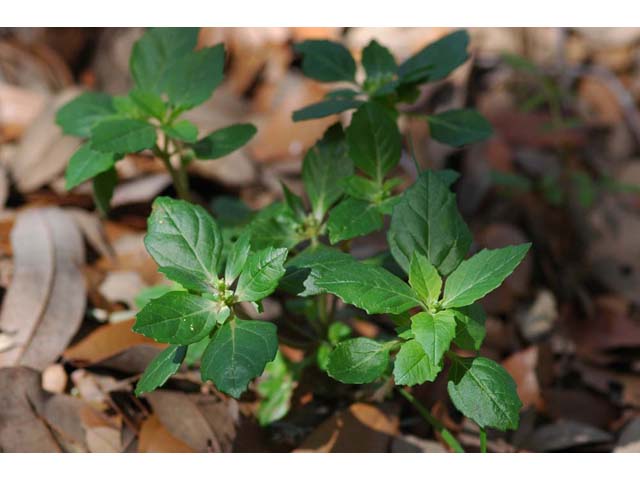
138 414 195 453
502 346 544 411
41 363 67 394
67 207 114 260
0 165 8 210
80 404 122 453
0 82 47 141
295 402 399 453
111 173 172 208
0 207 86 369
0 367 62 452
42 394 89 452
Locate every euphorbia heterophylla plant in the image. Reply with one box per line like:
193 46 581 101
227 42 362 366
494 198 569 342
56 27 256 211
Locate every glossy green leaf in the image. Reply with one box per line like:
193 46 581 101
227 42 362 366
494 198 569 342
295 40 356 82
224 230 251 284
91 118 157 154
447 355 522 431
92 167 118 215
200 318 278 398
166 45 225 109
163 120 198 143
292 98 363 121
327 197 383 244
346 102 401 182
65 144 119 190
133 291 225 344
56 92 116 138
193 123 257 160
302 123 353 220
145 196 223 286
235 247 288 302
129 89 166 119
134 284 182 309
388 170 471 276
398 30 469 85
442 244 531 308
247 202 303 250
130 27 199 94
135 345 187 396
452 304 487 351
393 339 438 386
411 311 456 374
427 109 493 147
185 335 210 366
327 338 389 384
257 351 295 426
409 252 442 306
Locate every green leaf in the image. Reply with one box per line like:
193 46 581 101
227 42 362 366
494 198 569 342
287 246 420 314
328 322 352 345
341 175 383 201
327 197 383 244
235 247 288 302
247 202 303 250
411 311 456 374
281 182 306 222
325 88 359 100
447 355 522 431
129 89 166 119
162 120 198 143
56 92 116 138
93 167 117 215
295 40 356 82
427 109 493 147
135 284 182 309
135 345 187 396
130 27 199 94
442 244 531 308
65 144 119 190
346 102 401 182
133 291 226 344
145 196 223 285
409 252 442 306
388 170 472 276
166 45 225 109
157 267 213 294
362 40 397 81
398 30 469 85
224 230 251 284
393 339 438 385
257 351 295 426
185 335 210 366
201 318 278 398
91 118 157 154
452 304 487 351
327 338 389 384
292 98 363 122
193 123 257 160
302 123 353 220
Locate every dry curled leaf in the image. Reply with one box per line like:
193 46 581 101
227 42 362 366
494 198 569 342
138 414 194 453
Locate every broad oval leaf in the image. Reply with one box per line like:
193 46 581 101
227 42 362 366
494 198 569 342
452 304 486 351
135 345 187 396
193 123 257 160
393 339 437 386
235 247 288 302
129 89 166 119
145 197 223 285
162 120 198 143
409 252 442 306
200 319 278 398
346 102 401 183
442 243 531 308
56 92 116 138
224 230 251 284
327 197 383 244
447 355 522 431
388 170 471 276
427 109 492 147
247 202 303 250
411 311 456 374
295 40 356 83
362 39 397 81
65 144 119 190
292 98 363 122
133 291 224 344
327 337 389 384
91 118 157 154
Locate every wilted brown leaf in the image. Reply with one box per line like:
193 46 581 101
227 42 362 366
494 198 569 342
138 414 195 453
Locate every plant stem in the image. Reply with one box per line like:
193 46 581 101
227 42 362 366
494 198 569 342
479 428 487 453
397 387 464 453
155 145 191 201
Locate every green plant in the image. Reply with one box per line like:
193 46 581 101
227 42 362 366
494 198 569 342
130 30 531 450
56 28 256 210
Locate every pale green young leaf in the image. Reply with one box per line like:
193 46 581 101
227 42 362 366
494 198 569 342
295 40 356 82
56 92 116 138
193 123 257 160
134 284 182 310
93 167 118 215
91 118 157 154
327 337 389 384
452 304 487 351
442 244 531 308
129 89 166 119
162 120 198 143
145 196 223 284
327 197 383 244
341 175 382 201
65 144 119 190
328 322 352 345
411 311 456 374
393 339 438 386
409 252 442 306
224 230 251 284
302 123 353 220
257 351 295 426
235 247 288 302
346 102 401 183
427 109 493 147
185 335 210 367
447 355 522 431
200 318 278 398
388 170 471 276
135 345 187 396
133 291 225 344
166 45 225 109
157 267 213 294
292 98 362 122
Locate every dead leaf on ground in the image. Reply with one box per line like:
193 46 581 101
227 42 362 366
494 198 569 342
0 82 46 141
138 414 195 453
525 420 613 452
0 207 86 370
503 346 544 411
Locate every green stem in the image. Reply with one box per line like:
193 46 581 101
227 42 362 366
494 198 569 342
480 428 487 453
397 387 464 453
155 145 191 201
